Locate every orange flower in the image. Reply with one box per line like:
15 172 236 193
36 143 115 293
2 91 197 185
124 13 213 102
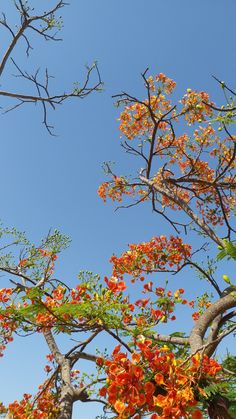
154 373 164 385
192 410 203 419
110 235 192 281
132 352 141 364
114 400 125 413
99 387 107 397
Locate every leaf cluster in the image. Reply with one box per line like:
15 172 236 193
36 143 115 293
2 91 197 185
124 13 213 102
217 240 236 262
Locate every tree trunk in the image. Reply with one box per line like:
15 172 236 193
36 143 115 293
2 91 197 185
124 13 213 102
58 386 74 419
188 294 236 419
208 395 233 419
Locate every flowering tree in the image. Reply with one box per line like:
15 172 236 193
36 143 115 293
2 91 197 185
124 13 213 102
97 72 236 418
1 70 236 419
0 3 236 419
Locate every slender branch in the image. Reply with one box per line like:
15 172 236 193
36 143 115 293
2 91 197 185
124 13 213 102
43 329 64 365
73 378 106 402
70 351 97 364
151 333 189 345
0 20 28 77
104 327 132 353
0 1 67 77
32 370 58 407
139 175 225 248
66 331 100 358
185 260 221 296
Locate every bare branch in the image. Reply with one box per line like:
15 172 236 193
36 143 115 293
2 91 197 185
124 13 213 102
0 3 102 134
0 61 102 135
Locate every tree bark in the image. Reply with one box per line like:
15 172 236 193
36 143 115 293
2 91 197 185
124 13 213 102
57 359 75 419
189 292 236 419
43 330 75 418
208 395 233 419
189 293 236 356
58 385 74 419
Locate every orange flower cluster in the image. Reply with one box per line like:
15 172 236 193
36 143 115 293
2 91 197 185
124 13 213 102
99 73 236 228
196 193 234 227
151 123 236 224
149 73 177 94
39 249 58 277
0 314 15 356
120 287 188 326
25 283 96 331
104 276 127 293
70 284 91 302
99 341 221 418
0 280 104 340
32 284 90 329
19 248 58 277
191 353 222 376
191 293 212 322
180 89 213 125
1 381 59 418
153 169 191 210
0 287 13 303
110 235 192 281
0 288 16 356
119 74 176 140
98 176 135 203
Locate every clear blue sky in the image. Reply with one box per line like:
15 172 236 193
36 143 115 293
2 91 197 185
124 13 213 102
0 0 236 417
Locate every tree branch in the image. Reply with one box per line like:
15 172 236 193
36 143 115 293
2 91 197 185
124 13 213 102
189 291 236 355
139 175 225 247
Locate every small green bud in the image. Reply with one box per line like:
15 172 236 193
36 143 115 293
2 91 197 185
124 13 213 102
223 275 231 284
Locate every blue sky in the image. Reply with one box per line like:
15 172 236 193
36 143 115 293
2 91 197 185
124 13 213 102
0 0 236 417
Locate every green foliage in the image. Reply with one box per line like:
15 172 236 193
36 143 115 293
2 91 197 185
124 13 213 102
0 225 29 268
222 354 236 372
42 15 63 31
40 229 71 253
198 380 236 417
217 240 236 261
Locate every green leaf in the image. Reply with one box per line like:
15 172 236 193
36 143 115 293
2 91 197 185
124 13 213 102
216 240 236 261
222 275 231 284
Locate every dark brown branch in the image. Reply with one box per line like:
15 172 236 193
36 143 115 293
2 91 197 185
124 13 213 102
104 327 132 353
139 175 225 248
185 260 221 296
0 2 67 77
0 20 28 77
152 192 188 234
0 3 102 134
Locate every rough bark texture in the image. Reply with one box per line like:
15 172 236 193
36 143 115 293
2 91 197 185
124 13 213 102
44 331 75 418
208 395 233 419
57 359 75 419
189 293 236 419
58 386 74 419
